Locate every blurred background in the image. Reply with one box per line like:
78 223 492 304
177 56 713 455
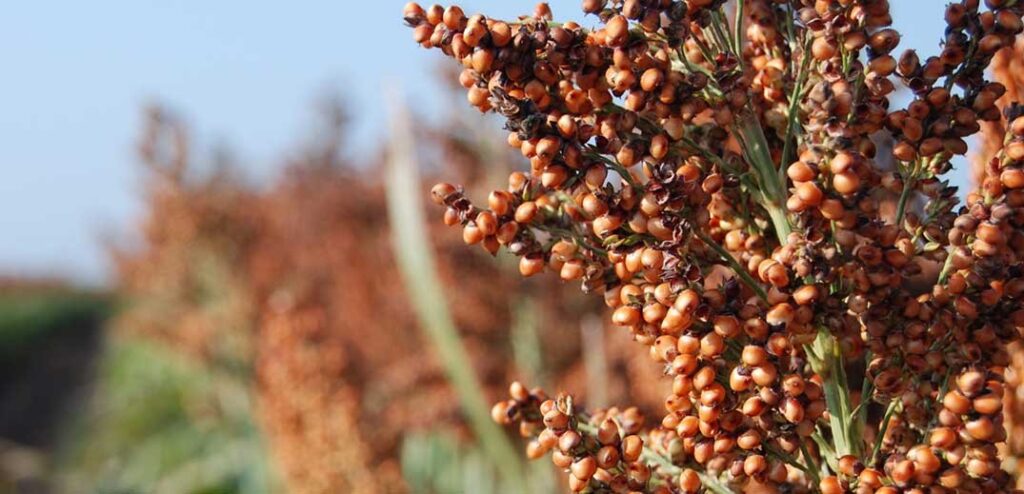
0 2 963 493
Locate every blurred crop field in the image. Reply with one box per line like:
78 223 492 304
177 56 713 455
0 82 668 494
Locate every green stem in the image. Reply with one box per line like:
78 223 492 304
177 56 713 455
530 223 609 256
733 0 744 58
811 431 839 474
943 34 978 92
584 151 640 190
708 11 736 59
692 33 719 69
869 400 899 467
926 367 954 430
735 118 792 243
783 3 797 54
894 170 916 227
700 474 736 494
807 328 861 460
580 420 739 493
937 248 956 284
895 156 938 227
799 441 822 485
781 35 813 170
639 445 681 477
696 231 769 302
765 443 814 475
765 203 793 243
640 449 736 494
510 297 546 388
855 350 874 433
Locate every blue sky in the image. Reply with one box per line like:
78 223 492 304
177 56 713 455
0 1 950 285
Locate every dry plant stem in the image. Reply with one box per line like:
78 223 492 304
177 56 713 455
385 95 527 490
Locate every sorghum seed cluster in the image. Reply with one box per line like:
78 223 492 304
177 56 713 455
406 0 1024 492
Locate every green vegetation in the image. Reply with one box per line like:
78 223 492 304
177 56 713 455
53 338 279 494
0 289 111 363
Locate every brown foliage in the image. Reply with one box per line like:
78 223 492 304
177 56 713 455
111 106 262 365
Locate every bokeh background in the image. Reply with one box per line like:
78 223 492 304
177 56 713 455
0 2 967 493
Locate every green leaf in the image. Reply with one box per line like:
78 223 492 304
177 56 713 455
806 328 861 461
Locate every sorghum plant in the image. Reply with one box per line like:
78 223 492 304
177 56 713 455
405 0 1024 492
113 106 260 366
972 35 1024 487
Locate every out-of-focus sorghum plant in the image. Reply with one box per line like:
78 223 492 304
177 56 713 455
97 107 274 493
112 106 262 370
975 36 1024 185
406 0 1024 492
111 95 666 492
973 34 1024 488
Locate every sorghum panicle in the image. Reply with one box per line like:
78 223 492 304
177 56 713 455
406 0 1024 492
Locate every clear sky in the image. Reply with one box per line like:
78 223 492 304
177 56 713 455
0 1 951 285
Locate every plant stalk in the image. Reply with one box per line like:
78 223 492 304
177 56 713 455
733 0 744 58
807 327 861 461
697 231 768 302
799 441 822 485
870 399 900 466
735 118 793 243
385 92 527 491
